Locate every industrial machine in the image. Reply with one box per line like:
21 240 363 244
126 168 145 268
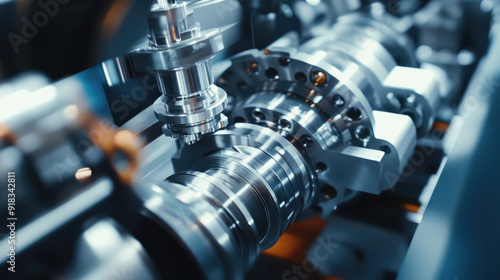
1 0 499 279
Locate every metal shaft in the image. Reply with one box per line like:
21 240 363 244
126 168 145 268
136 124 313 280
135 9 426 280
145 0 229 144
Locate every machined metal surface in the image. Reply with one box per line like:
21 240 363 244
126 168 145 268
219 11 439 138
130 12 428 278
218 41 417 210
136 123 314 280
143 0 229 144
2 1 494 279
102 0 243 144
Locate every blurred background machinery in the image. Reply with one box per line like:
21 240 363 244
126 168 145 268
1 0 500 279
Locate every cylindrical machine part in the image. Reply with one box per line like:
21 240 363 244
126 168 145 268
135 124 314 280
156 61 213 96
299 12 416 109
145 1 229 144
136 9 421 280
218 10 427 135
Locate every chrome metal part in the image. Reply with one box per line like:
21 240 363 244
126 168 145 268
130 12 428 277
144 1 228 144
102 0 243 144
383 66 441 136
114 6 442 279
219 12 439 137
298 12 417 108
211 12 429 215
219 48 416 201
136 123 314 280
3 1 493 279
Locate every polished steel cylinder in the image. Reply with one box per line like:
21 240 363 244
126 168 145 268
136 124 314 280
147 1 229 144
138 9 421 280
156 61 213 97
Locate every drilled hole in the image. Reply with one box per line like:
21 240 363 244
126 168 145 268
279 118 292 129
320 185 337 199
346 107 362 121
355 126 371 142
295 72 307 83
279 57 291 66
252 109 266 121
315 162 327 173
265 67 280 80
300 134 313 148
310 70 327 87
